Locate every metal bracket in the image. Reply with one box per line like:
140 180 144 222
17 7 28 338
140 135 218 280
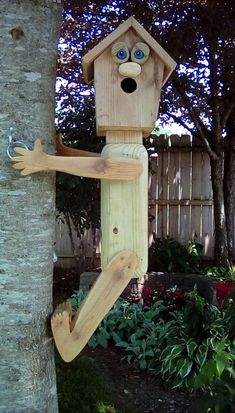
7 127 29 159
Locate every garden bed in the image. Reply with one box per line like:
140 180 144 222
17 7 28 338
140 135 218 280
56 345 197 413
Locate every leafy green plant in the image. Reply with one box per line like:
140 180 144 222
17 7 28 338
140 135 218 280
148 235 203 273
155 287 234 392
89 299 166 354
189 370 235 413
205 266 235 282
69 289 87 311
69 287 234 397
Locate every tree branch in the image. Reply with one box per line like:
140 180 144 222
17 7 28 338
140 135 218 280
165 111 193 135
172 78 218 160
173 78 208 137
221 97 235 131
208 46 221 140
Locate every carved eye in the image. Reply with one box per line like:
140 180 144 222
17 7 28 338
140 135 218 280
111 42 129 63
131 42 150 64
117 49 128 60
134 49 145 60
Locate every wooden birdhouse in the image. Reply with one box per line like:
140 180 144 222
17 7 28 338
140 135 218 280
12 17 176 363
82 17 176 137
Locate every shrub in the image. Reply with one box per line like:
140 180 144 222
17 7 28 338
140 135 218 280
148 235 203 273
69 284 234 409
157 290 234 392
205 266 235 282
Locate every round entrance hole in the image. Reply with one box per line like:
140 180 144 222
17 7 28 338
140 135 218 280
120 77 137 94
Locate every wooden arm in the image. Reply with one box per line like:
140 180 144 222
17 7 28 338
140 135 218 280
47 154 143 180
12 140 143 180
56 133 100 158
51 250 137 362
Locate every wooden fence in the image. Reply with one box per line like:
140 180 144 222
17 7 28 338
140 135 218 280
55 135 217 263
148 135 214 258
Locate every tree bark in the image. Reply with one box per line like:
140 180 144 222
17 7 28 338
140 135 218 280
210 155 229 266
0 1 62 412
224 109 235 262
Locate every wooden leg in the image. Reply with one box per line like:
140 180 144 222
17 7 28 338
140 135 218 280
51 250 137 362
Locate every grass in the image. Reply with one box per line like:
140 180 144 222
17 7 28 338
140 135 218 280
56 351 123 413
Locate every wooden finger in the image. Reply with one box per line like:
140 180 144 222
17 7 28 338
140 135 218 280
13 162 25 170
34 139 43 151
21 167 43 176
13 147 28 155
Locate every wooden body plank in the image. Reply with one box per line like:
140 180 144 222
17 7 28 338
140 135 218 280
51 250 137 362
101 143 148 277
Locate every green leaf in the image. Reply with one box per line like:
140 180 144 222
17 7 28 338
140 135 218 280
215 337 227 355
145 349 154 357
126 346 140 355
176 357 186 373
99 327 110 339
186 340 198 357
111 332 122 344
195 343 208 367
172 376 184 389
170 344 184 357
115 340 129 348
200 359 216 384
97 333 108 348
139 358 147 370
160 346 172 360
207 337 219 350
215 352 228 377
179 358 193 378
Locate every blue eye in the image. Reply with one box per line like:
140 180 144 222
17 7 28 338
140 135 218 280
134 49 145 59
116 49 128 60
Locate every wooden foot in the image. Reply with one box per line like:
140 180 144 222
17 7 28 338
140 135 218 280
51 250 137 362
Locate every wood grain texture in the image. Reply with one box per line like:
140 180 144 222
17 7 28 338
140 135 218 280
106 130 143 144
101 143 148 277
51 250 137 362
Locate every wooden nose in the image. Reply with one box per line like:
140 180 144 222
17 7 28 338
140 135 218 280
118 62 141 77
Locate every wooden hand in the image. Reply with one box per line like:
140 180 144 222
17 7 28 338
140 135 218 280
12 139 48 176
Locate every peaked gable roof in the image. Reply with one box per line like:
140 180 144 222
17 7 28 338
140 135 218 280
82 17 176 86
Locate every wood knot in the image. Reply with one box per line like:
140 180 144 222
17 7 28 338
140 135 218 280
10 27 25 41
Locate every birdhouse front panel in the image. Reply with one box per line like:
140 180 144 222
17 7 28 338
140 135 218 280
94 29 165 137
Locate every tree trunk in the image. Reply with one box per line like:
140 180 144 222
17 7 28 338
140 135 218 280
224 109 235 262
210 155 229 266
224 148 235 262
0 1 62 412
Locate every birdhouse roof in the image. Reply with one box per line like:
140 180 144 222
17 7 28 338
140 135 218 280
82 17 176 86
